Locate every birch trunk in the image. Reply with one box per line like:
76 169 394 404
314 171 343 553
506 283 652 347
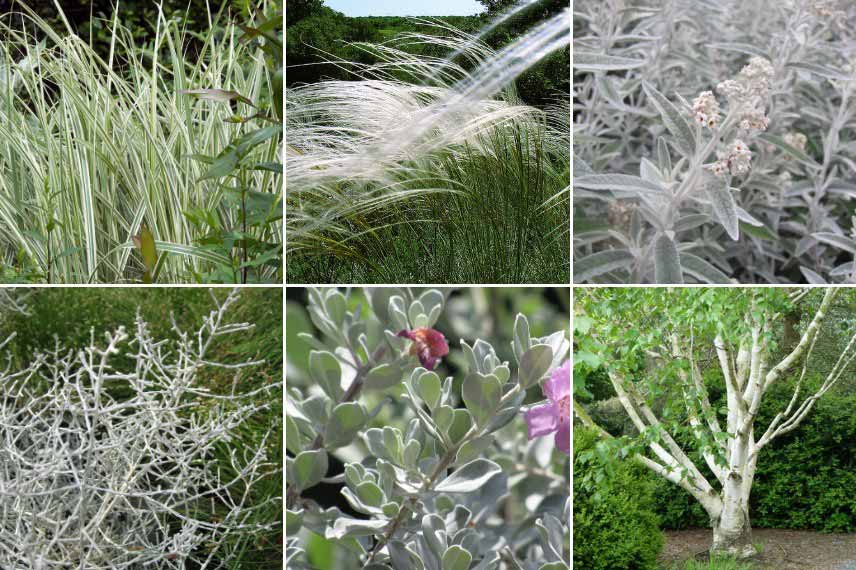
712 509 754 558
712 481 755 557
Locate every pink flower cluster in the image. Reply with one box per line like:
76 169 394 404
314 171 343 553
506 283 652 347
709 139 752 178
691 91 720 129
524 360 570 455
716 57 774 135
397 327 449 370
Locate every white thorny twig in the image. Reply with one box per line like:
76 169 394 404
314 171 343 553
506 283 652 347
0 288 281 569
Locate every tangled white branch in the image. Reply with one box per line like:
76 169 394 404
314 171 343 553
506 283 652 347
0 289 31 317
0 289 280 569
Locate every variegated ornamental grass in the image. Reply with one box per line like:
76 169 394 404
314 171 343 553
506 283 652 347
573 0 856 284
0 3 281 283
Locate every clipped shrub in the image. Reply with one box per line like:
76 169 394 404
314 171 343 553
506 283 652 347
573 427 664 570
750 383 856 532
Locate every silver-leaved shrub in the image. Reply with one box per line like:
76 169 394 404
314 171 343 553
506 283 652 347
0 289 280 569
286 288 570 570
574 0 856 283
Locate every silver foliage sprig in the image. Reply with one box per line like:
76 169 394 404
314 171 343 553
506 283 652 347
287 288 570 570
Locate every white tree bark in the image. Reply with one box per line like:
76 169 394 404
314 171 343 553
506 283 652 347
576 288 856 558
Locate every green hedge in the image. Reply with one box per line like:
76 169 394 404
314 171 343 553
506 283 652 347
574 427 664 570
751 383 856 532
652 377 856 533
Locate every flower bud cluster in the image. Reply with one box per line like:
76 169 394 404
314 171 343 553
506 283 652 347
696 58 776 177
607 199 635 231
691 91 721 129
810 0 845 19
783 132 807 161
716 57 775 135
709 139 752 177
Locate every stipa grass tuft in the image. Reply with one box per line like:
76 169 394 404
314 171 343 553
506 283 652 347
0 3 282 283
286 14 570 284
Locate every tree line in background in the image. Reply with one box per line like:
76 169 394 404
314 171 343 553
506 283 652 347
6 0 227 43
286 0 569 108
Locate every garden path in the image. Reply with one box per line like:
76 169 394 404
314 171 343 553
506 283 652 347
660 529 856 569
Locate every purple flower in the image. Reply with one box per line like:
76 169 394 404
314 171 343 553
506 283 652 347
397 328 449 370
524 360 570 455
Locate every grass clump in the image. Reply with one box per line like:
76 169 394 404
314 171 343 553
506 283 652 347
285 15 569 284
0 2 282 283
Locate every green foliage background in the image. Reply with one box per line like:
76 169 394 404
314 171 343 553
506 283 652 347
0 288 284 567
13 0 258 41
573 426 663 570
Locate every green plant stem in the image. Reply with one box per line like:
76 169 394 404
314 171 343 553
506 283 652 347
46 234 52 285
240 176 248 284
366 383 523 564
285 345 387 510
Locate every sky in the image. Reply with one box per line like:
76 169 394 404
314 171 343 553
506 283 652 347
325 0 485 17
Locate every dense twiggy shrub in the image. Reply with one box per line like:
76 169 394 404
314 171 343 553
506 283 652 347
573 0 856 284
0 290 281 569
573 427 664 570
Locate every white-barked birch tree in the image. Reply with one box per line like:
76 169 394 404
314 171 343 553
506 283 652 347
574 287 856 557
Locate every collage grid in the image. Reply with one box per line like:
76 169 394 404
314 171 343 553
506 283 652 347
7 0 854 568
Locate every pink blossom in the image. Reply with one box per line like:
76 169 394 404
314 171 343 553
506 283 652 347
524 360 570 455
397 328 449 370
